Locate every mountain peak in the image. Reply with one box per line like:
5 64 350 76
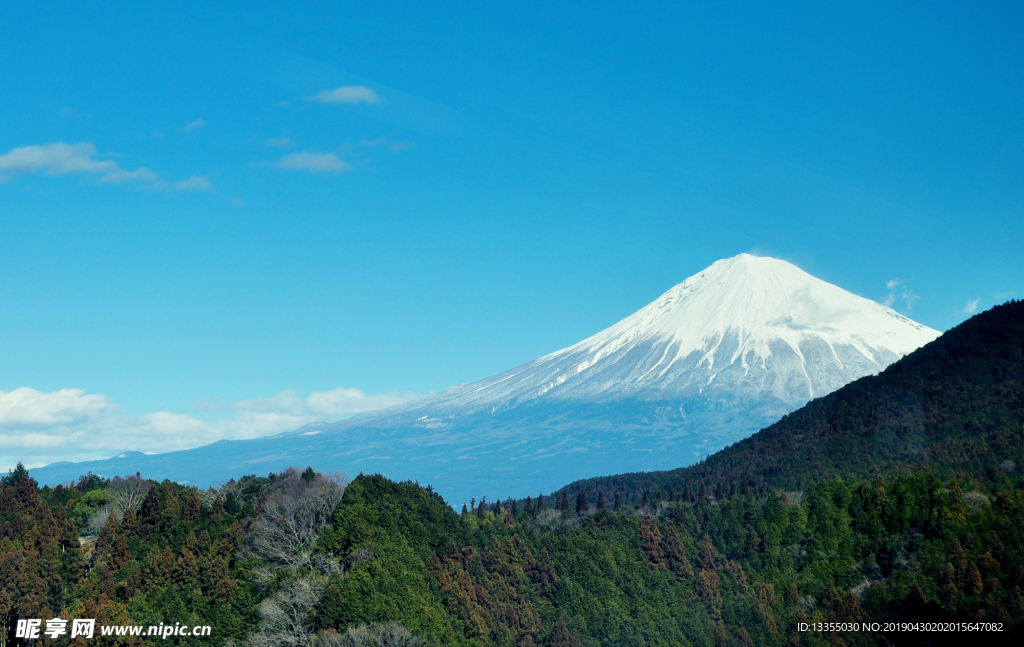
30 256 944 503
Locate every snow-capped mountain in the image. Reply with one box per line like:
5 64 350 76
351 253 938 426
31 255 941 505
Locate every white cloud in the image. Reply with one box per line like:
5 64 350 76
0 142 157 185
278 151 350 173
233 386 417 417
174 175 213 191
100 167 159 184
183 119 206 132
264 138 294 148
960 298 981 315
306 86 381 105
901 288 920 311
881 278 920 312
0 385 423 472
0 387 117 426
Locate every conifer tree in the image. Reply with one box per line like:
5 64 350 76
547 618 583 647
211 496 227 517
663 523 693 579
183 490 201 522
576 491 588 516
639 516 666 569
613 492 621 512
558 492 569 512
597 491 606 511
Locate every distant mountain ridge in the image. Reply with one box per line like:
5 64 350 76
30 255 940 504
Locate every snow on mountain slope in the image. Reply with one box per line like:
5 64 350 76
31 255 942 504
351 254 939 427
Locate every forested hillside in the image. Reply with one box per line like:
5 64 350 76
2 303 1022 646
554 300 1024 507
4 464 1024 646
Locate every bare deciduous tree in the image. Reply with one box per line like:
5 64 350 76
247 579 322 647
86 504 116 536
316 623 424 647
107 474 151 515
250 472 348 575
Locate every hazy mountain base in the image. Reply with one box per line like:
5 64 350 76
29 395 792 506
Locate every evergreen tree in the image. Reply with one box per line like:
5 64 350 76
558 492 569 513
211 496 227 517
613 492 621 512
575 491 588 516
547 618 583 647
183 490 201 522
597 491 606 511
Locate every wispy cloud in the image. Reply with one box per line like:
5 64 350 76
881 278 920 311
264 138 294 148
959 298 981 315
183 119 206 132
173 175 213 191
306 86 381 105
0 142 157 184
357 137 415 153
1 385 423 472
278 151 350 173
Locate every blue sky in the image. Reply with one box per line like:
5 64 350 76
2 1 1022 470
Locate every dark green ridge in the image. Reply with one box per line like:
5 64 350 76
551 300 1024 506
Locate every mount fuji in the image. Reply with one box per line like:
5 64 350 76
31 255 941 504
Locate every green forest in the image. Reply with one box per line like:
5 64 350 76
1 301 1021 646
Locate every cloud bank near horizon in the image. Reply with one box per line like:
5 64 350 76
0 385 423 475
